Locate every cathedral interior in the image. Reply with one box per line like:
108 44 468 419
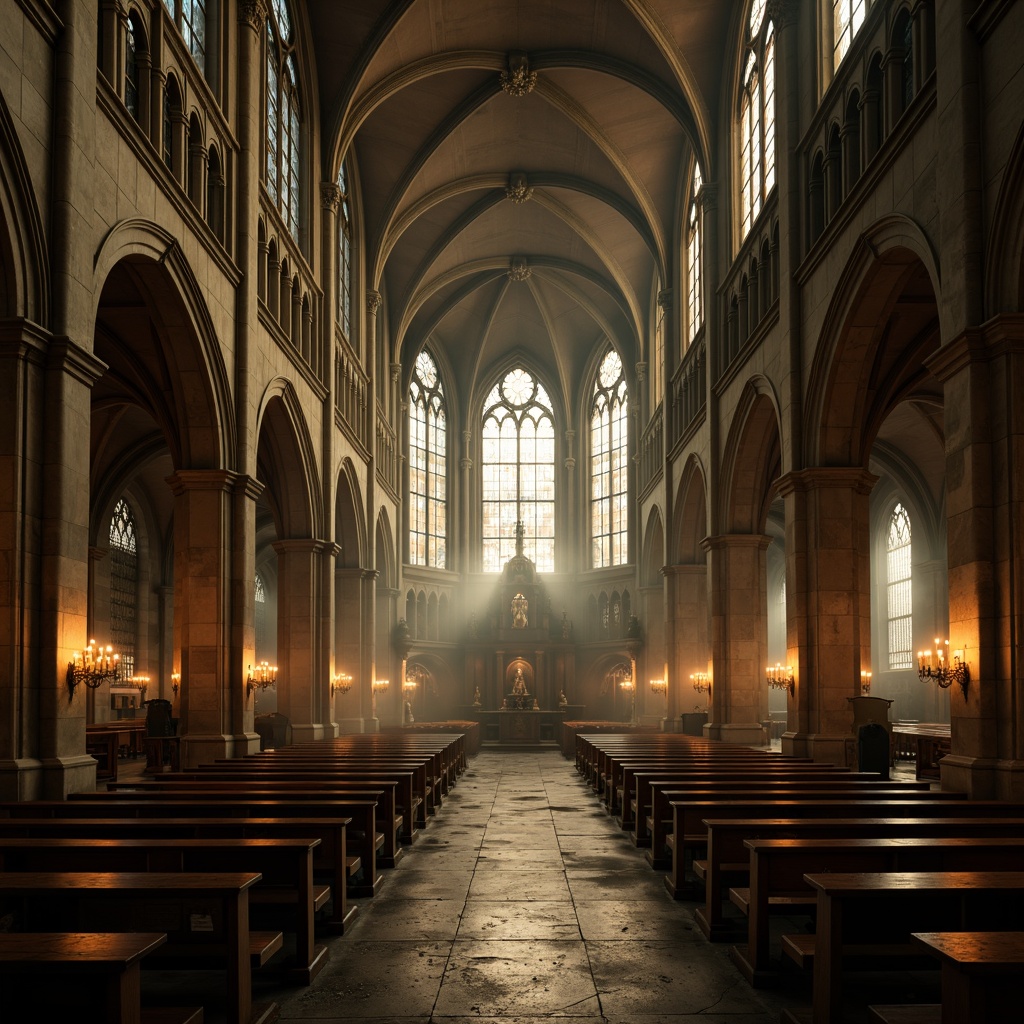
1 0 1023 803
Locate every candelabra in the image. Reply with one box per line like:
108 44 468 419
66 640 121 699
246 661 278 700
171 672 181 698
129 674 150 702
331 671 353 696
690 671 711 695
917 639 970 698
860 669 872 695
766 662 795 695
649 678 667 696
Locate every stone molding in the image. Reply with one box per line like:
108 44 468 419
500 52 537 96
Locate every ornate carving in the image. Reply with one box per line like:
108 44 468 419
506 172 533 204
238 0 266 30
390 362 402 384
500 52 538 97
700 182 718 212
366 291 382 316
658 289 672 310
635 361 647 384
508 258 532 282
320 183 342 213
765 0 799 29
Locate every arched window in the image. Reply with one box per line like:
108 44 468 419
591 349 628 568
833 0 866 70
686 162 704 343
266 0 301 238
886 501 913 670
125 14 140 120
739 3 775 239
254 571 268 657
337 163 352 340
482 367 555 573
409 350 447 568
162 0 210 73
109 498 138 679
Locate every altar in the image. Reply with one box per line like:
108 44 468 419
499 709 542 744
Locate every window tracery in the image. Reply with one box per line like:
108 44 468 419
590 349 628 569
409 350 447 568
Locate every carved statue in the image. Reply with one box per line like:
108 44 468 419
512 591 528 629
473 686 481 706
512 667 527 695
559 689 568 707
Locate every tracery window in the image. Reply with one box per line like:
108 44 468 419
109 498 138 679
125 15 140 120
886 502 913 670
254 571 268 657
482 367 555 573
740 2 775 239
409 350 447 568
266 0 301 238
686 162 704 343
162 0 209 73
337 163 352 340
833 0 866 70
590 349 628 568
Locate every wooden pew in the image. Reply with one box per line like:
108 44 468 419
728 835 1024 985
867 931 1024 1024
639 774 934 851
665 798 1024 899
0 932 203 1024
779 872 1024 1024
0 815 358 932
0 871 273 1024
0 836 328 984
1 797 383 898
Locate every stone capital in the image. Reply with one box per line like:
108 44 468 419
366 291 382 316
926 317 1024 383
238 0 266 31
701 533 771 555
775 466 879 500
766 0 799 29
320 182 342 213
46 337 109 389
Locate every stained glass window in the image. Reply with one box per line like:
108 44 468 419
590 350 628 568
338 164 352 339
409 350 447 568
687 163 703 343
833 0 866 70
739 5 776 239
255 571 267 658
266 3 300 238
886 502 913 670
482 368 555 572
109 498 137 679
125 16 139 119
163 0 209 72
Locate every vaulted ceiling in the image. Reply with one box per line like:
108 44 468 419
306 0 737 419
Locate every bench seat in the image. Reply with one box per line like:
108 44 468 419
780 933 919 969
866 1007 941 1024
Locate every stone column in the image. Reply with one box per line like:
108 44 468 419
702 534 770 745
928 321 1024 798
169 470 261 766
664 564 710 724
156 585 174 702
273 539 328 743
460 430 472 572
777 467 877 764
333 566 367 732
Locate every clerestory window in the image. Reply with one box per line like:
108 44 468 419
409 350 447 569
590 349 629 568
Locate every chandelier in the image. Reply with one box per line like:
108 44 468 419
66 640 121 699
917 639 970 698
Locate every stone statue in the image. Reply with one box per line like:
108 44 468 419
404 700 414 724
512 591 528 629
512 667 527 695
559 689 568 707
473 686 481 706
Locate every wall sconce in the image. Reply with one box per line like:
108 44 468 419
373 678 390 694
246 660 278 700
331 671 353 696
917 639 970 698
66 640 121 700
766 663 795 695
690 671 711 695
860 669 872 694
129 675 150 702
171 672 181 698
649 678 667 697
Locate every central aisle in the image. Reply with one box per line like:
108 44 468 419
274 748 788 1023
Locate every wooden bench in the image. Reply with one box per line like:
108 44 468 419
1 796 383 898
727 835 1024 985
0 871 274 1024
868 931 1024 1024
665 798 1024 900
779 872 1024 1024
0 932 203 1024
0 815 359 932
0 835 329 984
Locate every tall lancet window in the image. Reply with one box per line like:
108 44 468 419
482 367 555 573
591 349 629 568
266 0 300 238
833 0 866 70
409 350 447 568
686 162 704 343
109 498 138 679
337 162 352 341
739 0 775 239
886 502 913 670
254 571 268 657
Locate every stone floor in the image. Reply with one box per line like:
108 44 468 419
135 747 935 1024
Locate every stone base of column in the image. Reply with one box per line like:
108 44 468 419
290 723 326 744
781 731 853 765
28 755 99 799
0 757 53 801
704 721 769 746
334 717 376 735
938 754 1021 799
181 732 260 767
